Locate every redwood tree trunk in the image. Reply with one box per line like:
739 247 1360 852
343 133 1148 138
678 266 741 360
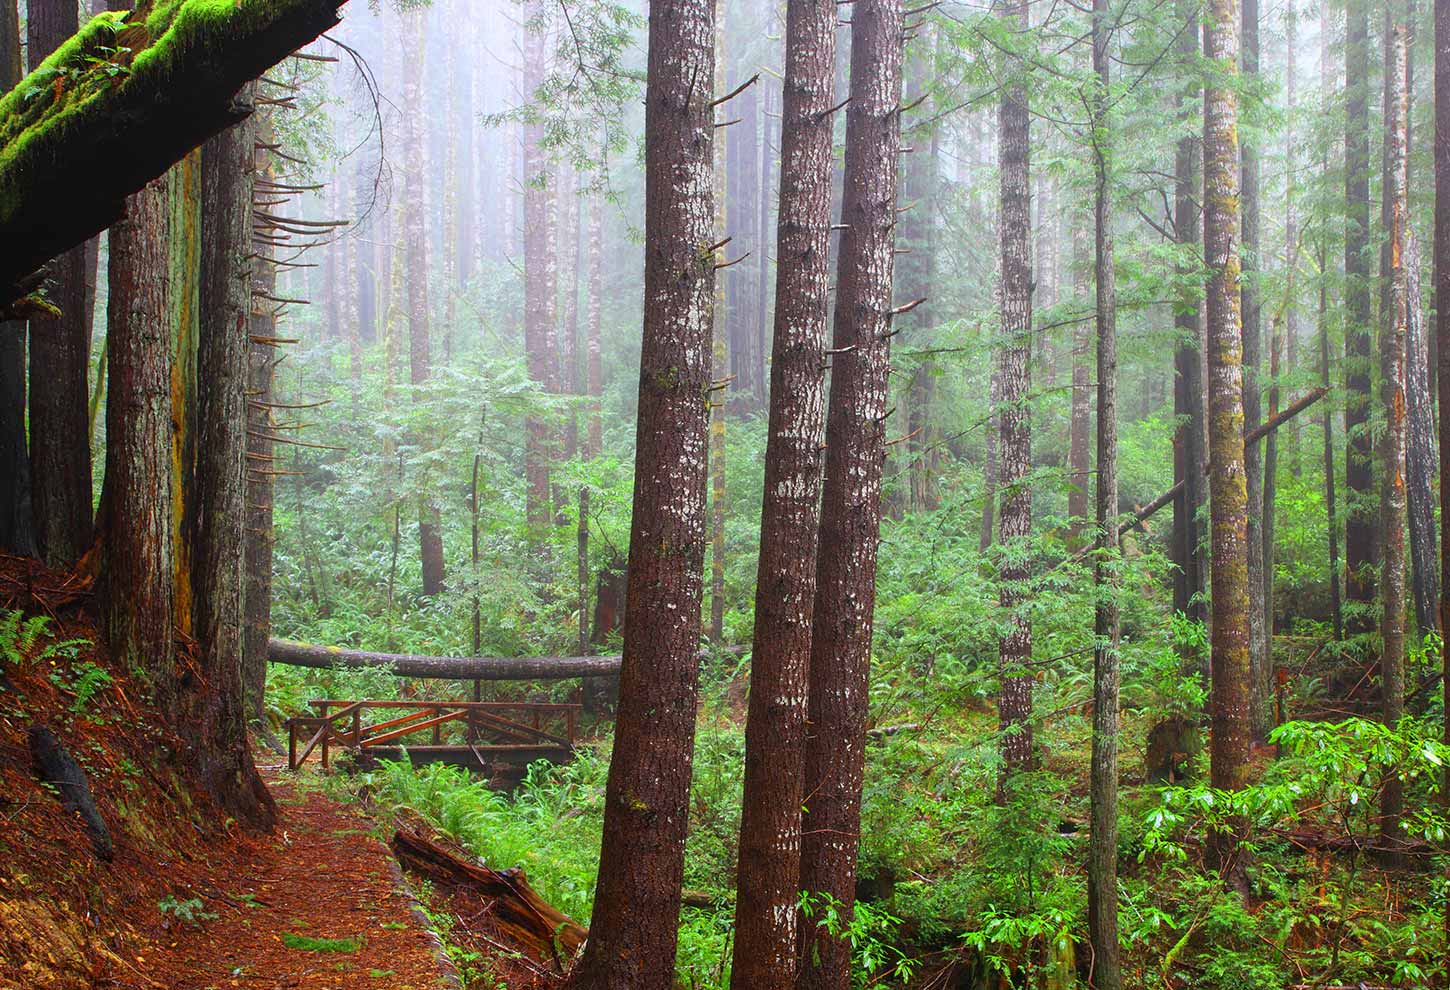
101 178 175 687
1433 0 1450 956
1405 229 1438 635
1344 0 1377 632
27 0 94 568
995 0 1034 780
0 1 29 556
1204 0 1253 879
565 0 715 984
1087 0 1121 982
1378 21 1408 849
729 2 835 986
798 4 903 988
194 106 275 831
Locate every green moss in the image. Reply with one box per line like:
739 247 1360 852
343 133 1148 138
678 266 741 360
0 0 335 223
282 933 363 953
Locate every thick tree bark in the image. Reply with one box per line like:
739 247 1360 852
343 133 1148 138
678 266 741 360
1172 0 1206 634
1240 0 1268 737
0 0 351 300
522 3 558 532
1204 0 1253 880
797 4 903 988
1087 1 1120 983
101 178 175 687
1379 23 1408 850
728 3 835 986
565 0 715 984
1405 230 1439 636
1344 0 1377 632
26 0 93 568
194 106 275 831
995 0 1034 780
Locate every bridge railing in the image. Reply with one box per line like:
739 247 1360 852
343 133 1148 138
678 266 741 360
284 696 583 771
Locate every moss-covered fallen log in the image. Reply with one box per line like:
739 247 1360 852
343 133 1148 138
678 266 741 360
0 0 349 301
268 637 625 680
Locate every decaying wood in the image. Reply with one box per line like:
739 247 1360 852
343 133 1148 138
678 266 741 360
29 725 113 860
269 637 622 680
0 0 351 301
392 827 586 968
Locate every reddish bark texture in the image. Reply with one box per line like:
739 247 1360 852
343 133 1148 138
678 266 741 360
194 106 275 831
798 2 903 988
729 2 836 986
566 0 715 985
995 0 1034 779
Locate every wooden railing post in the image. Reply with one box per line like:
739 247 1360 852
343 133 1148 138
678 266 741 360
319 702 330 769
352 706 362 747
288 720 297 770
432 706 442 746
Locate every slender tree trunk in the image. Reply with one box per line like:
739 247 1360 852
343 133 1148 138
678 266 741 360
1172 0 1206 635
729 5 836 985
402 7 444 596
901 30 938 514
1204 0 1253 882
1068 223 1091 545
1344 0 1377 632
102 178 175 689
1379 21 1408 851
565 0 715 984
1406 229 1439 635
708 3 729 643
797 3 903 987
1320 0 1344 643
194 104 276 831
27 0 93 568
587 188 604 459
995 0 1034 780
1087 0 1120 981
1240 0 1269 738
522 4 558 532
981 360 999 552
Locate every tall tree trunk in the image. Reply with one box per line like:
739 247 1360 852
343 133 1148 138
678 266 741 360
797 3 903 987
194 103 276 831
0 0 31 556
586 188 604 459
901 30 938 514
1344 0 1377 632
1204 0 1253 883
729 5 836 985
1379 20 1408 851
1241 0 1268 738
27 0 94 568
101 178 175 689
1172 0 1206 635
1087 0 1120 982
708 3 729 643
1406 229 1438 635
995 0 1034 780
522 4 558 532
1433 0 1450 957
1321 0 1344 642
403 7 445 597
1068 223 1091 545
565 0 715 984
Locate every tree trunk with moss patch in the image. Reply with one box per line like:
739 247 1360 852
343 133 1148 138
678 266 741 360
565 0 715 985
1204 0 1253 883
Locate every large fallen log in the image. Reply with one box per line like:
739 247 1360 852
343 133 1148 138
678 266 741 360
268 637 624 680
392 827 587 969
1 0 350 301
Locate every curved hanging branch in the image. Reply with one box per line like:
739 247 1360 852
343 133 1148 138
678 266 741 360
0 0 352 302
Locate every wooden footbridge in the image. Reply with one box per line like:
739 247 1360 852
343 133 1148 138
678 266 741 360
285 696 583 786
